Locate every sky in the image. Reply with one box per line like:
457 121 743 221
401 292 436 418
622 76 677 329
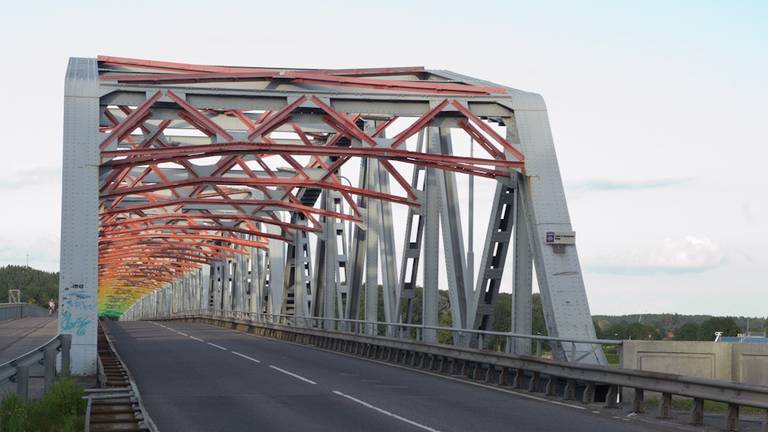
0 1 765 316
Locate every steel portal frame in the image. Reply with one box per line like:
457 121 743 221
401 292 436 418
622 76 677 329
60 56 604 374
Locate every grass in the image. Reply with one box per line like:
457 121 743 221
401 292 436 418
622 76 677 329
0 376 86 432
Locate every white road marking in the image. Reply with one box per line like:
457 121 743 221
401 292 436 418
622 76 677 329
232 351 261 363
269 365 317 385
190 336 204 342
177 332 189 337
548 400 586 410
332 390 441 432
207 342 227 350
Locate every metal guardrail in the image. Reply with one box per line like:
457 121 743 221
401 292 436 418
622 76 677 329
171 312 768 430
0 333 71 400
167 309 622 364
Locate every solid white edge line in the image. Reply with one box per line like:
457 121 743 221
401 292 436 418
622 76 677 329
207 342 227 350
231 351 261 363
549 400 586 410
332 390 442 432
268 365 317 384
190 336 204 342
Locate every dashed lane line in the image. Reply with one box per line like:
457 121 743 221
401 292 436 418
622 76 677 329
268 365 317 385
190 336 204 342
232 351 261 363
332 390 442 432
207 342 227 351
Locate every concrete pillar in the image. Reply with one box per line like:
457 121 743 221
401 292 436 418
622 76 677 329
59 58 100 375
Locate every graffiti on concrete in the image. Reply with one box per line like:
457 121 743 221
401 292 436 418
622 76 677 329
61 282 95 337
60 310 91 336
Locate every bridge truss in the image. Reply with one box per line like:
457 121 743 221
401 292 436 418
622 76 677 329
60 56 604 374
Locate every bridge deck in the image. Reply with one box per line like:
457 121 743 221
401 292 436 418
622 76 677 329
0 316 58 364
107 320 672 432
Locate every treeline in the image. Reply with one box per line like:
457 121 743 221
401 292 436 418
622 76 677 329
593 316 744 341
375 286 757 342
0 265 59 306
593 313 762 341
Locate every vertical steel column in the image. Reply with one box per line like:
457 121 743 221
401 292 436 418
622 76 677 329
374 159 399 327
299 218 314 318
284 214 313 319
422 127 441 343
436 128 469 332
469 182 516 334
364 157 380 335
512 174 533 354
346 159 368 321
211 262 223 311
249 247 262 314
59 58 100 375
232 250 244 312
201 265 210 312
332 194 350 318
222 260 232 311
314 191 339 328
267 224 285 315
398 131 426 325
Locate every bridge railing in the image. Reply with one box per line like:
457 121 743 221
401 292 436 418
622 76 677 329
0 333 72 400
170 309 621 365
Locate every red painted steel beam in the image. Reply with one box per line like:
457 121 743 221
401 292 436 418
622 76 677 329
100 198 360 223
100 69 500 95
99 224 288 242
98 55 425 76
100 177 417 207
101 142 521 172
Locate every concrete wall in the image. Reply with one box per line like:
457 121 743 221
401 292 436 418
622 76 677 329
622 340 768 386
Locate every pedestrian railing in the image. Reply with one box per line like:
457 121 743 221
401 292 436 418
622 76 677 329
0 334 72 400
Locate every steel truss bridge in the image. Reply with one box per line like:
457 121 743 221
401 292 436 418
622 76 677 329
60 56 603 375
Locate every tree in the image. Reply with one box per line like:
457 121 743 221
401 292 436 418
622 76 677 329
0 265 59 306
674 322 700 341
698 317 740 340
626 322 660 340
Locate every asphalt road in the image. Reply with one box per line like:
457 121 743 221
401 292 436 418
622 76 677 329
106 320 680 432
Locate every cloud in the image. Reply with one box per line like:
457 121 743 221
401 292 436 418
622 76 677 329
585 236 725 276
0 166 61 189
570 177 692 193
